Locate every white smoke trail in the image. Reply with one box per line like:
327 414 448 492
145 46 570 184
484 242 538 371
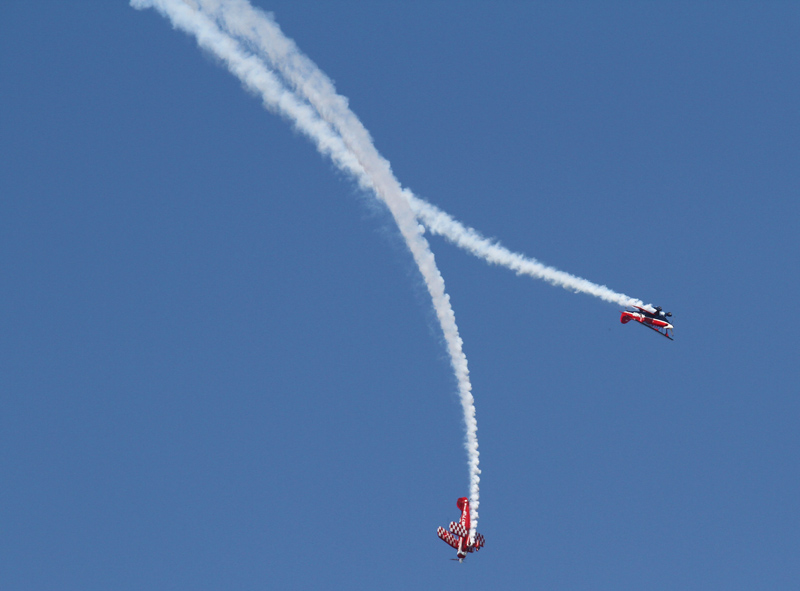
131 0 482 532
406 193 647 309
158 0 653 537
189 0 650 316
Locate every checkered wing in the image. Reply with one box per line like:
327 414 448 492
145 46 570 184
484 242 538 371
449 521 468 538
437 526 460 550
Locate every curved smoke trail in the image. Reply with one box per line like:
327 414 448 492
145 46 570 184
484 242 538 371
174 1 647 536
131 0 482 533
189 0 649 316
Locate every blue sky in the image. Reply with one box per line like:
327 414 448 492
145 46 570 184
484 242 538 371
2 1 799 589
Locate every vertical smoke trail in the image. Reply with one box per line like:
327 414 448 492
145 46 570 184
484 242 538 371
190 0 649 314
131 0 481 533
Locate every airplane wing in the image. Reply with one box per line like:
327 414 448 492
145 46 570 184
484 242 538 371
622 311 673 340
437 526 460 550
467 534 486 552
466 532 485 552
640 322 674 340
474 533 485 549
449 521 468 538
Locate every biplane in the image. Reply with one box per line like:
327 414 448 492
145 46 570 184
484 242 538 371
621 305 674 340
437 497 485 562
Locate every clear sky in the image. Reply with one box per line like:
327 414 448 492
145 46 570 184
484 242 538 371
2 2 799 589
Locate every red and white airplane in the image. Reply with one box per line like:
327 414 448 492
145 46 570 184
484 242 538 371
621 305 674 340
437 497 485 562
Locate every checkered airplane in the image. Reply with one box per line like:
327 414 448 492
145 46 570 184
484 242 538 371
437 497 485 562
